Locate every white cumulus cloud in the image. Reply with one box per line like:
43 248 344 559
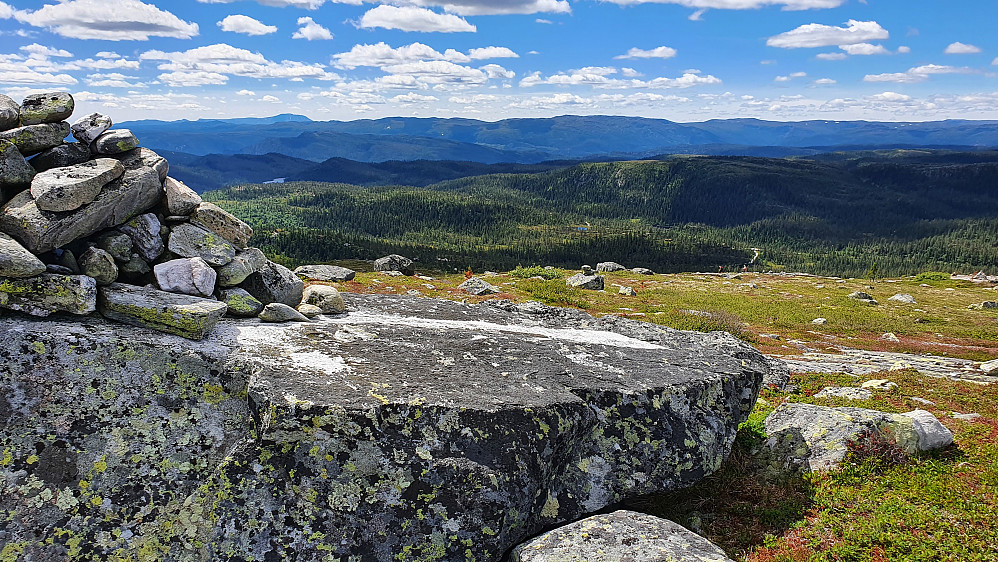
141 43 338 84
813 78 836 84
358 6 476 33
816 52 847 60
767 20 888 49
840 43 890 55
197 0 356 8
614 46 678 60
15 0 199 40
293 16 333 40
864 64 975 83
597 0 844 10
392 93 438 103
468 46 518 59
868 91 910 102
0 1 12 19
944 42 981 54
217 14 277 36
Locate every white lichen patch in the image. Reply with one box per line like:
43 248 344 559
289 351 353 375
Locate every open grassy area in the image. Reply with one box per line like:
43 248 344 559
325 266 998 561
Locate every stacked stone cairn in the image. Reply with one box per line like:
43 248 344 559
0 92 342 340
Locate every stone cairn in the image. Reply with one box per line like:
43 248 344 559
0 91 340 340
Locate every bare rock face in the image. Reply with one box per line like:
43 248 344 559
0 122 71 156
19 92 74 125
0 273 96 316
29 158 124 212
0 166 162 254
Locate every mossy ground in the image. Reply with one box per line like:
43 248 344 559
326 266 998 561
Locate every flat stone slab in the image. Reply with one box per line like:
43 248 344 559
98 282 228 340
30 158 124 212
511 510 733 562
777 347 998 384
0 273 96 317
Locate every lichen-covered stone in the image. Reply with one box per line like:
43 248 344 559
168 222 236 267
302 283 346 314
93 231 133 262
258 302 310 322
78 246 118 286
216 247 267 287
117 212 164 262
28 141 91 172
189 202 253 249
154 257 216 297
92 129 139 155
19 92 74 125
0 139 35 187
0 94 18 131
163 176 201 216
0 273 96 316
511 510 733 562
111 147 169 183
98 282 227 340
219 287 264 317
459 276 501 296
240 260 304 307
294 264 356 282
29 158 124 212
118 253 152 281
71 112 112 144
0 166 162 254
0 232 45 278
373 253 415 276
0 121 71 156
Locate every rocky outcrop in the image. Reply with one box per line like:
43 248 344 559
374 253 415 276
566 265 604 290
0 294 769 561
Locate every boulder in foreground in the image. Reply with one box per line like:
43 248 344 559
0 273 96 316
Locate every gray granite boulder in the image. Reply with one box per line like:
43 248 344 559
164 176 201 216
71 112 112 144
0 232 45 278
888 293 916 304
189 202 252 248
98 282 227 340
0 273 96 317
112 147 169 182
92 129 139 155
0 139 35 187
373 253 415 276
29 158 124 212
632 267 655 275
94 231 133 262
154 257 216 297
258 302 310 323
0 94 18 131
459 276 500 296
117 212 164 262
566 271 604 290
0 166 162 254
240 260 304 307
216 247 267 287
511 510 733 562
78 246 118 286
218 287 264 317
0 122 71 156
28 142 91 172
167 222 236 267
301 284 346 314
596 261 626 272
293 264 355 282
19 92 74 125
297 303 322 318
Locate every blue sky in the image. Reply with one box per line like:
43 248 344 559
1 0 996 122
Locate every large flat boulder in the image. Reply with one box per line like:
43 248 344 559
0 273 96 316
98 282 227 340
0 167 162 254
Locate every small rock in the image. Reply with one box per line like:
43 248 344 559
78 247 118 286
117 212 164 262
30 158 125 212
70 112 112 144
216 247 267 287
118 253 152 280
812 317 827 325
92 129 140 155
98 282 227 340
53 248 80 274
154 257 216 298
879 332 900 343
458 276 500 296
94 231 133 262
566 271 604 290
760 333 781 340
189 202 253 248
596 261 626 273
19 92 74 125
814 387 873 400
618 286 637 296
28 142 91 172
910 397 936 406
980 359 998 375
967 301 998 310
111 147 169 182
0 139 36 187
373 254 415 276
297 303 322 318
218 287 264 318
294 264 356 282
952 412 981 421
861 379 898 391
167 222 236 267
259 302 309 323
0 273 96 317
302 284 346 314
903 409 954 450
163 177 201 216
888 293 916 304
0 122 71 156
240 260 304 307
631 267 654 275
0 94 18 131
848 291 878 305
0 232 45 278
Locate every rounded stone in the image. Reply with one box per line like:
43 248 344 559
302 284 346 314
0 94 19 131
19 92 74 126
79 247 118 286
92 129 139 155
154 257 217 298
94 231 133 262
297 303 323 318
0 232 46 278
259 302 310 323
219 287 264 318
30 158 125 212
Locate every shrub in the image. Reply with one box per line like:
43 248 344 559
913 271 951 282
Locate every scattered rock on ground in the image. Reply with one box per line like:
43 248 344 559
848 291 878 305
952 412 981 421
812 317 827 325
967 301 998 310
888 293 916 304
814 387 873 400
618 285 637 296
302 284 346 314
861 379 898 391
879 332 900 343
297 303 322 318
596 261 626 272
762 357 791 389
373 253 415 276
241 260 304 307
566 265 604 290
294 264 356 282
980 359 998 375
458 276 500 296
632 267 655 275
259 302 309 323
97 282 227 340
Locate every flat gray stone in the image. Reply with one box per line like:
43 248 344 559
30 158 124 212
189 202 252 249
167 222 236 267
459 276 500 296
117 212 164 262
511 510 733 562
78 247 118 286
240 260 304 307
0 139 35 187
0 166 162 254
98 282 227 340
216 247 267 287
566 272 604 290
19 92 74 125
111 147 169 183
0 122 71 156
0 94 18 131
219 287 264 317
814 387 873 401
258 302 310 323
164 177 201 216
71 112 112 144
0 273 96 317
596 261 626 272
632 267 655 275
293 264 355 282
302 284 345 314
373 253 414 276
154 257 216 298
0 232 45 278
28 142 91 172
92 129 139 155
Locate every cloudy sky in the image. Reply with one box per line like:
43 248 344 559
1 0 996 122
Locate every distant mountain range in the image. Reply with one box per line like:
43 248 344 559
122 115 998 166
